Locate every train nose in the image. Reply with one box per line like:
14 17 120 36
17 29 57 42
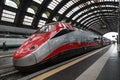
13 44 39 59
29 45 38 51
13 53 37 67
13 48 30 59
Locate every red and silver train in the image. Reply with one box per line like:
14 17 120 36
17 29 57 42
13 22 110 71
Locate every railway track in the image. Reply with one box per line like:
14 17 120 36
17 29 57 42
0 70 30 80
0 51 33 80
0 65 30 80
0 55 34 80
0 53 27 80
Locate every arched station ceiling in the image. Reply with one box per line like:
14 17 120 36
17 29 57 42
0 0 119 35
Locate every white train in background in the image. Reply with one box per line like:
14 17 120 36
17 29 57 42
0 34 27 49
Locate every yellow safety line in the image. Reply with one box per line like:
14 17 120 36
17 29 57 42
32 47 106 80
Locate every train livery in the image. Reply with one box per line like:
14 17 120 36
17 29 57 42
13 22 110 71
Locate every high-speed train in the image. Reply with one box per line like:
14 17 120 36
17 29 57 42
13 22 110 71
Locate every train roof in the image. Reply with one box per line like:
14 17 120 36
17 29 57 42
35 22 76 33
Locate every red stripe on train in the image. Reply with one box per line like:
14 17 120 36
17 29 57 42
42 42 99 61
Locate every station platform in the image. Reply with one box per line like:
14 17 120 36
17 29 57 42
0 49 16 55
0 49 16 69
31 44 120 80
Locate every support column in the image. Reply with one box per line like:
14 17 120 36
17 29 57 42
117 0 120 53
0 0 4 21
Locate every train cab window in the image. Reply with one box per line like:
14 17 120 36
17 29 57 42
35 24 55 33
52 29 74 38
94 37 100 42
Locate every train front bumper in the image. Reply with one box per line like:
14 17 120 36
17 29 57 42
13 53 37 67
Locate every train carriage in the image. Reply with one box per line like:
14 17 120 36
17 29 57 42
13 22 110 72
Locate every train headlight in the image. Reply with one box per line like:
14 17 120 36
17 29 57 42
29 45 38 51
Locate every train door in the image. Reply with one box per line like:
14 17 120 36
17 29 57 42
81 32 88 51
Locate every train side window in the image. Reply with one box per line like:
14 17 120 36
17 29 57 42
52 29 73 38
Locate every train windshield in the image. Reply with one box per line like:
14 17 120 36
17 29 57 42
35 24 55 33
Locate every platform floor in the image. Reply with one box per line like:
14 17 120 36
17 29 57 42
0 49 16 55
32 44 119 80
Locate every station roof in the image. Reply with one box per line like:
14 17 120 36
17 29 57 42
0 0 119 35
